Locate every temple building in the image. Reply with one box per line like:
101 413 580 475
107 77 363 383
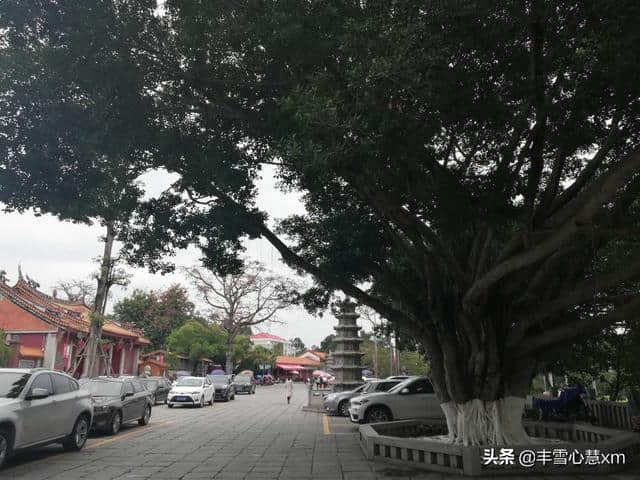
0 276 149 376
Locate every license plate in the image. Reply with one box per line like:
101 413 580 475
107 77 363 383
176 396 188 401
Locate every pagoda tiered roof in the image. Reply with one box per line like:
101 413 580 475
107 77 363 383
0 279 149 345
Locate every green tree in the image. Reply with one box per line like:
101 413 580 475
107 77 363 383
5 1 640 444
272 343 284 357
555 321 640 401
251 346 276 371
290 337 306 355
361 335 429 378
166 321 226 365
320 335 337 353
0 1 159 376
114 285 197 350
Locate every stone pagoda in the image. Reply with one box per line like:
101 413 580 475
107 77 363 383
331 300 364 392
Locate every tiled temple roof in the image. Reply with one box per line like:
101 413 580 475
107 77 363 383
0 280 149 345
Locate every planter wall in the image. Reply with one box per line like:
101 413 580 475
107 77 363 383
359 419 640 476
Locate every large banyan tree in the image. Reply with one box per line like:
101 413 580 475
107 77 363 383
2 1 640 444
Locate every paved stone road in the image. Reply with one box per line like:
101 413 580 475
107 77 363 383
3 384 639 479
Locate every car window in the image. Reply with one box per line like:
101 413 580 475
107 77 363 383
0 372 31 398
30 373 54 395
51 373 73 395
376 382 397 391
407 379 434 394
68 377 79 391
131 380 145 393
123 381 135 395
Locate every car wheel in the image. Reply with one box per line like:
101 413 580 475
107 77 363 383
63 415 89 451
167 403 173 408
338 400 350 417
198 397 204 408
138 405 151 426
108 411 122 435
0 428 12 469
364 406 392 424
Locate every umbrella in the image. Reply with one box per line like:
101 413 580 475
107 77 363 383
312 370 332 378
210 369 226 375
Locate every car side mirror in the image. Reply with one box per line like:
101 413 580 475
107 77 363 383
28 388 50 400
400 388 410 395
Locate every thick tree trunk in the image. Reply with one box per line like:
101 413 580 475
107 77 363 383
82 222 115 378
225 337 234 374
418 318 536 446
441 397 529 445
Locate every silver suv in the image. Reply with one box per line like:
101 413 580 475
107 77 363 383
0 368 93 468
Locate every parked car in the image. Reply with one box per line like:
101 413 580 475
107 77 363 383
208 375 235 401
348 376 444 424
139 377 171 405
233 375 256 395
167 376 215 408
83 377 153 435
0 368 93 468
323 379 402 417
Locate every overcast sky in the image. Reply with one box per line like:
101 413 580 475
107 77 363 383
0 166 348 347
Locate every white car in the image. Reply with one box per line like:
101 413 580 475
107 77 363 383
0 368 93 469
349 376 444 424
167 376 214 408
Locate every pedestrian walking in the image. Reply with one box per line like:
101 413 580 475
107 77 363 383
285 377 293 404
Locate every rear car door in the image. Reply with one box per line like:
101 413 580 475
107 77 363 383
122 381 137 421
132 379 148 417
404 378 440 420
50 373 78 437
19 373 56 444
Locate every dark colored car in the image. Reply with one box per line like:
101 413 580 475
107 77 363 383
208 375 236 401
83 378 153 435
139 377 171 405
233 375 256 394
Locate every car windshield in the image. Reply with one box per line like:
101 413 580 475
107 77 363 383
142 379 158 388
235 376 251 383
176 377 203 387
86 380 123 396
353 383 368 393
0 372 31 398
210 376 229 384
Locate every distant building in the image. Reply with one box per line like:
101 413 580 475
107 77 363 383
0 276 150 376
274 354 324 382
299 350 327 363
250 332 295 356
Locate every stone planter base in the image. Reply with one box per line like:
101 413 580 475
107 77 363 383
359 419 640 476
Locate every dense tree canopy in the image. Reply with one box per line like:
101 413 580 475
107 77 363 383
2 0 640 444
113 285 198 349
166 320 253 373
